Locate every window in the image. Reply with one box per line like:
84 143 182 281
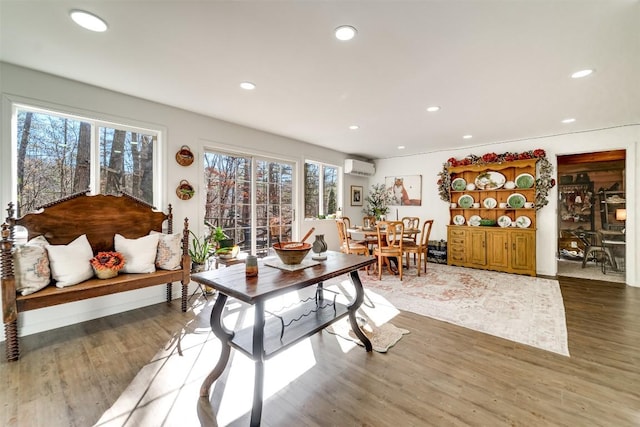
204 150 295 256
304 161 339 218
14 105 158 216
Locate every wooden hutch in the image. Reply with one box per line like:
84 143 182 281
447 158 537 276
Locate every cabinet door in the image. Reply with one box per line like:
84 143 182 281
468 229 487 266
487 230 509 269
511 230 535 273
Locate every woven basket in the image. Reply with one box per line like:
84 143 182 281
93 267 118 279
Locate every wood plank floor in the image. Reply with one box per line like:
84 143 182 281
1 276 639 426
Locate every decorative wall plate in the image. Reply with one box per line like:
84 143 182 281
469 215 481 226
507 193 526 208
453 215 466 225
515 215 532 228
515 173 535 189
483 197 497 209
457 194 474 208
474 171 506 190
497 215 512 227
451 178 467 191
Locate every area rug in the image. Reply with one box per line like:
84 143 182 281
325 315 410 353
325 263 570 357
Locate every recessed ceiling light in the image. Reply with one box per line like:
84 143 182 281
397 145 405 150
70 10 108 32
426 106 440 113
463 134 473 139
335 25 357 41
571 69 594 79
240 82 256 90
348 125 359 130
562 118 576 124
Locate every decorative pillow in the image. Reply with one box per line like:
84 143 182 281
46 234 94 288
115 233 159 274
150 231 182 271
14 235 51 296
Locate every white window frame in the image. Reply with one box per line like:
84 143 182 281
304 159 342 218
8 101 164 212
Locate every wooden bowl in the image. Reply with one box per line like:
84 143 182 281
272 242 312 265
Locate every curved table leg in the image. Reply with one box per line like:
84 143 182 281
200 294 234 397
348 270 373 352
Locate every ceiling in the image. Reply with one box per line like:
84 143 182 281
1 1 639 160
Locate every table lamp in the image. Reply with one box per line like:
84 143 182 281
616 208 626 234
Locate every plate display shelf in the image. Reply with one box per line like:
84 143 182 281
447 158 537 276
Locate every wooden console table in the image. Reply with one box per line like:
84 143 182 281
191 251 376 426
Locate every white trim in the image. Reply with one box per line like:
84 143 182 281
5 97 167 210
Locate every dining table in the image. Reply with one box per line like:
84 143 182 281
347 226 421 241
191 251 376 426
347 226 421 273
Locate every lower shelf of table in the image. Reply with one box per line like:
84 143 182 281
230 299 350 360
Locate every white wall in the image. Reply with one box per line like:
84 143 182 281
0 63 353 339
373 127 638 286
1 62 637 343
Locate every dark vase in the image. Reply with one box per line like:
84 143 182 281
312 234 328 260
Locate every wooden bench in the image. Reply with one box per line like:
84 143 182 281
1 193 191 361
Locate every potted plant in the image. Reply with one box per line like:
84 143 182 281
363 183 392 220
189 231 214 273
90 251 126 279
204 222 234 249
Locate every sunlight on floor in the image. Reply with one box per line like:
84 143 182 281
96 281 402 426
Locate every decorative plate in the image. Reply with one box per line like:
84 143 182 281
474 171 506 190
483 197 497 209
515 173 535 189
469 215 481 226
515 215 532 228
507 193 526 208
497 215 512 227
453 215 466 225
451 177 467 191
458 194 474 209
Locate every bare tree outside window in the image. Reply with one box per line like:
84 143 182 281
15 107 158 216
304 161 340 218
205 151 294 256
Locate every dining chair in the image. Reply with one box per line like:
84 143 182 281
335 218 369 257
401 216 420 246
403 219 433 276
341 216 367 247
362 215 377 229
373 220 404 280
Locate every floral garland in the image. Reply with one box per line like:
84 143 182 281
90 251 126 271
437 149 555 211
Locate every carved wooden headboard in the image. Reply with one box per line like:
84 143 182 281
10 192 171 253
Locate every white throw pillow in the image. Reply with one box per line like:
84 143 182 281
14 235 51 295
46 234 94 288
150 231 182 271
115 233 159 274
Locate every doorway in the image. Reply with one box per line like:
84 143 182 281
556 150 626 283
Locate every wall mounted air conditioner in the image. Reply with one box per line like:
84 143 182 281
344 159 375 176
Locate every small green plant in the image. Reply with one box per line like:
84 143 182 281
189 231 214 264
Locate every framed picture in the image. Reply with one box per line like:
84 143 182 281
350 185 363 206
385 175 422 206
